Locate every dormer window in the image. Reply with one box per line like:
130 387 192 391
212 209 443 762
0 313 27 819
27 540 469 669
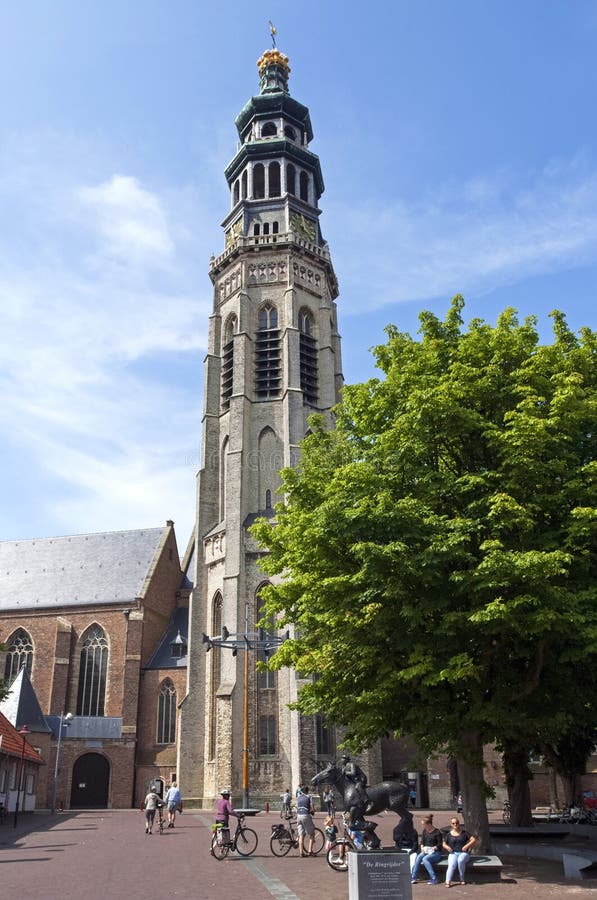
171 631 187 658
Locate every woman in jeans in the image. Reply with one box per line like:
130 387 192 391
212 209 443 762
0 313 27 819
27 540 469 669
411 814 444 885
442 817 477 887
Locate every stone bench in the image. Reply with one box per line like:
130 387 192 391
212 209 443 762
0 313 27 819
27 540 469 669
563 850 597 880
490 825 570 840
436 854 504 881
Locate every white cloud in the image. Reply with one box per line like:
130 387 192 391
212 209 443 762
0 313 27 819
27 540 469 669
328 156 597 312
78 174 175 266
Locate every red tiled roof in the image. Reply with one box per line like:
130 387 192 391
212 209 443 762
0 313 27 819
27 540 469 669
0 712 44 764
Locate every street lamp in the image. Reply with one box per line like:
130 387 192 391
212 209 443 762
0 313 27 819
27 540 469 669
13 725 30 829
51 712 73 814
202 623 288 808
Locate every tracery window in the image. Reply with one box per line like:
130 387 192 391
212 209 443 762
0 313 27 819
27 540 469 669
76 625 109 717
257 592 276 690
156 679 176 744
259 714 276 756
316 714 334 756
3 628 33 684
299 308 318 406
255 305 281 399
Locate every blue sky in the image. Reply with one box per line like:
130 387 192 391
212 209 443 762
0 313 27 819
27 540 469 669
1 1 596 546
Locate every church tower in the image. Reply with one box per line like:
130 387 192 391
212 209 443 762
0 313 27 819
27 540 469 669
178 46 343 805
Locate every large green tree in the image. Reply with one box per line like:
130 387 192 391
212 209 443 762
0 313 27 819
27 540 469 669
252 298 597 850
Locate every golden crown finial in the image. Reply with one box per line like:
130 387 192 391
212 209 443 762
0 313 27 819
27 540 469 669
257 49 291 77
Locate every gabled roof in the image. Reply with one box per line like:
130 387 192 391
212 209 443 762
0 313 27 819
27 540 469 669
0 526 169 611
0 668 51 733
0 712 44 764
145 607 189 670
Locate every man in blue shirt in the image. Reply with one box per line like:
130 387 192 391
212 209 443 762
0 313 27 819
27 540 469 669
164 781 182 828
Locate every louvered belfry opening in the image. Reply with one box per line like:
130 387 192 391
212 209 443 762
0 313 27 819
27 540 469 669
255 305 281 399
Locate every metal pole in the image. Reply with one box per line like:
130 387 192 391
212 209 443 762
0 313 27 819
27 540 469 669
51 712 64 814
242 639 250 809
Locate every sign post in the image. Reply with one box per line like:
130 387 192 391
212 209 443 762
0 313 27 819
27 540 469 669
348 849 412 900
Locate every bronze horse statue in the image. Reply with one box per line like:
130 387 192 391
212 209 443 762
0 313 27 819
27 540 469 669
311 761 412 827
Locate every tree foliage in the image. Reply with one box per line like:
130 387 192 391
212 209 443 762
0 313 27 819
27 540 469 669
252 297 597 843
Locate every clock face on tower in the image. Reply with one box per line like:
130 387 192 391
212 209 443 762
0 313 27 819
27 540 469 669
290 211 316 242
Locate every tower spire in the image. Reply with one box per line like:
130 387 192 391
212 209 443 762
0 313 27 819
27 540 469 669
257 47 290 94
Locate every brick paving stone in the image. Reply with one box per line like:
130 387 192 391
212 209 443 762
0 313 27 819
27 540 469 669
1 809 596 899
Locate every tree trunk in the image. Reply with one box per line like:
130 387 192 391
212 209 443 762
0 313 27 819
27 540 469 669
548 766 560 811
560 774 577 808
456 732 491 853
503 742 533 826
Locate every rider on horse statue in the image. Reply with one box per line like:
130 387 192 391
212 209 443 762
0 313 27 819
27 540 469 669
340 754 369 819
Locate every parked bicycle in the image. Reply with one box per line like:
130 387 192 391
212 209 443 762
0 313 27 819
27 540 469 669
211 814 258 860
270 813 325 856
326 813 381 872
502 800 511 825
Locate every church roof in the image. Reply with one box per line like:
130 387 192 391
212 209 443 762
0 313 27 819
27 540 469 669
0 527 168 611
145 606 189 670
0 712 45 765
0 667 51 733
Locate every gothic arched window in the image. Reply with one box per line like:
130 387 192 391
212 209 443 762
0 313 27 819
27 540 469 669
255 305 281 399
3 628 33 684
221 315 236 410
299 308 318 406
156 679 176 744
76 625 109 717
257 590 276 690
208 593 223 759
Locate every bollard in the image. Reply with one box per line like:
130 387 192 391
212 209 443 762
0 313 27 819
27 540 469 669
59 800 64 812
265 801 270 812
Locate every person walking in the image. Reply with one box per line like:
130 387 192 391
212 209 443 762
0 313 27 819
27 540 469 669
296 785 315 857
323 786 335 816
143 786 160 834
164 781 182 828
442 816 476 887
411 814 444 885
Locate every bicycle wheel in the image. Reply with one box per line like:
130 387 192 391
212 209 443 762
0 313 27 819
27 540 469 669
327 839 350 871
211 833 230 859
235 826 258 856
270 833 294 856
311 827 325 855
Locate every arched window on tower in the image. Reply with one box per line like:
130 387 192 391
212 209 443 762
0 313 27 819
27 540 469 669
208 593 223 760
221 315 236 410
269 162 280 197
156 679 177 744
299 308 318 406
253 164 265 199
241 170 248 199
284 125 296 141
76 625 109 717
3 628 33 684
287 164 296 196
300 171 309 202
261 121 277 137
255 305 281 399
257 591 275 689
233 180 240 206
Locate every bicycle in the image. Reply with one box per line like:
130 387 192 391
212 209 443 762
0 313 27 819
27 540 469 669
502 800 511 825
211 814 258 860
326 813 381 872
270 813 325 856
157 804 165 834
